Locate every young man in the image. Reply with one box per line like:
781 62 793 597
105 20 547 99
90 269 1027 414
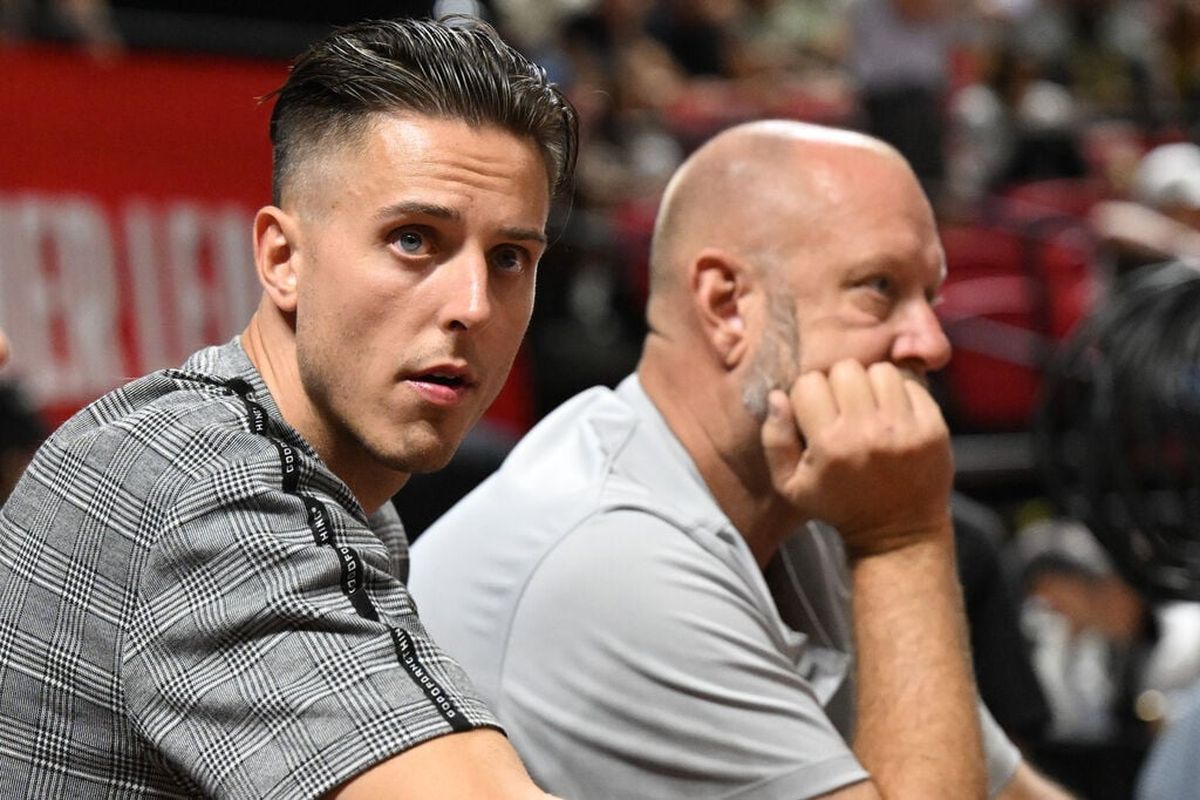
410 121 1069 799
0 18 576 799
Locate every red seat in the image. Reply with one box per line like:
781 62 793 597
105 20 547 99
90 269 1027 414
1000 178 1106 220
937 217 1100 431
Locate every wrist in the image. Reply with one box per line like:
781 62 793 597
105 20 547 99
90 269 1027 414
841 512 955 563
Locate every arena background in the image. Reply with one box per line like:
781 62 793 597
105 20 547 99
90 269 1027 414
5 3 1200 797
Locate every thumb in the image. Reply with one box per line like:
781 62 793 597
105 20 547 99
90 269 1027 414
760 389 805 496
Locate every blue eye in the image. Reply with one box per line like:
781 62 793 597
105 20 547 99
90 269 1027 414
396 230 425 253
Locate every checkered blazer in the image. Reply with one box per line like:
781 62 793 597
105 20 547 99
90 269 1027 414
0 340 498 798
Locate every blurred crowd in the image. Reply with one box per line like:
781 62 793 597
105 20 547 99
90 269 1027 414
446 0 1200 421
6 1 1200 797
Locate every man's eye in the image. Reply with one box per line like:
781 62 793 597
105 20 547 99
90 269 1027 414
865 275 893 296
491 245 529 273
392 229 429 254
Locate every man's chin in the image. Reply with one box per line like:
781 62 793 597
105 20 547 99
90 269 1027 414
403 449 458 475
368 438 460 476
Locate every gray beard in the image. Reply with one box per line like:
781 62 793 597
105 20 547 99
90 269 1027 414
742 288 799 422
742 363 775 422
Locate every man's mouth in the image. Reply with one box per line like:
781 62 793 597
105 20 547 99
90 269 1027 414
407 366 475 406
419 372 467 388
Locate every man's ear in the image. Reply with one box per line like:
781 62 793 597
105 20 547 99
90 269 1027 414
691 248 752 369
253 205 300 313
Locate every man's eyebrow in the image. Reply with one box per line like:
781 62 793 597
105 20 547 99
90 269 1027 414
499 226 548 246
374 202 546 245
374 201 460 222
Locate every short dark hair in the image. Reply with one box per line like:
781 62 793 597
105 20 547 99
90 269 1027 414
267 16 578 205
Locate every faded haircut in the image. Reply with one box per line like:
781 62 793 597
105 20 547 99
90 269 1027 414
266 16 578 205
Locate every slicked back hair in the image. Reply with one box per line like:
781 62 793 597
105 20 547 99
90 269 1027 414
266 16 578 206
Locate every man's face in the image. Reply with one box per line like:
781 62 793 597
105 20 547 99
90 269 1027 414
288 113 550 476
742 152 951 411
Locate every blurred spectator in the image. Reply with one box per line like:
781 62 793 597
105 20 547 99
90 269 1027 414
1161 0 1200 134
1001 78 1088 186
0 0 122 57
1091 141 1200 271
726 0 849 78
722 0 856 130
1015 520 1156 742
509 0 684 416
645 0 737 77
0 381 47 504
954 492 1053 747
1015 514 1200 743
1012 0 1165 126
1126 140 1200 225
1033 260 1200 798
1011 518 1175 798
848 0 961 203
490 0 584 56
947 41 1090 212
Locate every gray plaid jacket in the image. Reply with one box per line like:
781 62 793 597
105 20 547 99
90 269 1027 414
0 339 497 798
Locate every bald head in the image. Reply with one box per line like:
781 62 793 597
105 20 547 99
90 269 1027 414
635 119 950 504
646 120 907 325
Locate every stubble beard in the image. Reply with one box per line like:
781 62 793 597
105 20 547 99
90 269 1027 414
743 288 801 422
296 344 456 477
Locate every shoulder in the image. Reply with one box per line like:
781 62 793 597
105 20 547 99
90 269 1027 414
27 369 259 493
421 377 713 554
412 384 649 578
50 366 268 460
500 384 641 489
19 365 349 543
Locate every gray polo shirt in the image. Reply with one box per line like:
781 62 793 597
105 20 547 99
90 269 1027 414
410 374 1020 799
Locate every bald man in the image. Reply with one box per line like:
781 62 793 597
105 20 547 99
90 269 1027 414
409 121 1067 799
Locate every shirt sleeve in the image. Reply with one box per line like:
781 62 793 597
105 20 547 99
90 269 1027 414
121 459 499 800
981 698 1022 797
499 509 869 800
1137 687 1200 800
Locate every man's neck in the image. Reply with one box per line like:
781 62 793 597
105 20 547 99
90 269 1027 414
704 445 806 568
241 311 407 514
638 360 802 568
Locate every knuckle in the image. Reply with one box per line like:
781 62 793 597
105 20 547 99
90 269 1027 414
795 371 819 390
829 358 860 380
866 361 896 380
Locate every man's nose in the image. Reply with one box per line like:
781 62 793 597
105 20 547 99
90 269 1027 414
440 251 493 332
893 300 952 374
